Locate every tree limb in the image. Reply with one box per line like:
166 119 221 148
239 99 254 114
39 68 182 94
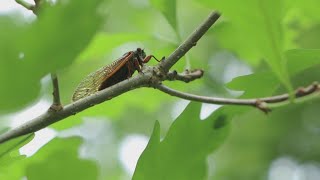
155 82 320 112
159 12 221 72
0 73 150 144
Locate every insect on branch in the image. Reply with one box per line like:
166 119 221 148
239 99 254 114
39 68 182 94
0 11 222 144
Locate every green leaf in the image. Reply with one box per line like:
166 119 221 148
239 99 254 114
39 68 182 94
226 72 279 98
198 0 291 90
78 33 150 61
295 24 320 49
282 1 320 49
133 102 231 180
25 137 98 180
150 0 177 30
285 49 320 75
0 0 105 112
21 0 104 72
0 136 97 179
0 133 34 167
0 17 39 112
226 48 320 97
290 0 320 21
51 115 83 130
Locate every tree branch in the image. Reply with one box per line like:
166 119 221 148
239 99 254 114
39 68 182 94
155 82 320 112
0 73 151 144
166 69 204 83
32 0 42 15
49 73 63 111
15 0 34 11
159 12 221 72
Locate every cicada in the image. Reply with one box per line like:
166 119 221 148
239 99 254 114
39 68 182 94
72 48 159 101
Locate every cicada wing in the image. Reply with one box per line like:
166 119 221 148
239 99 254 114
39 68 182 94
72 52 134 101
72 67 107 101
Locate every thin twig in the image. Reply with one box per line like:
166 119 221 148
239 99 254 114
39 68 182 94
155 83 320 112
166 69 204 83
32 0 42 15
49 73 63 111
15 0 34 11
156 84 258 105
159 12 221 72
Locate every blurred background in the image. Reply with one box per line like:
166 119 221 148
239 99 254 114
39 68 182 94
0 0 320 179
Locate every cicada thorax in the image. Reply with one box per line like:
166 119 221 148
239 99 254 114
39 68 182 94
98 52 143 90
72 48 152 102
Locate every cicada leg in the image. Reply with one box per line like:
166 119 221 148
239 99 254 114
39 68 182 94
133 59 142 73
143 55 161 63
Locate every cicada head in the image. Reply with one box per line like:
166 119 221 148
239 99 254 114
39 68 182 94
135 48 146 62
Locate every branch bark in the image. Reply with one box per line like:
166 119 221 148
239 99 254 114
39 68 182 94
0 74 150 144
155 83 320 112
49 73 63 111
166 69 204 83
159 12 221 72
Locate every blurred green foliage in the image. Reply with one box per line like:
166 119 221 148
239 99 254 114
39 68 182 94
133 103 231 180
1 137 97 180
0 0 320 180
25 137 98 180
0 133 34 168
0 0 104 112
